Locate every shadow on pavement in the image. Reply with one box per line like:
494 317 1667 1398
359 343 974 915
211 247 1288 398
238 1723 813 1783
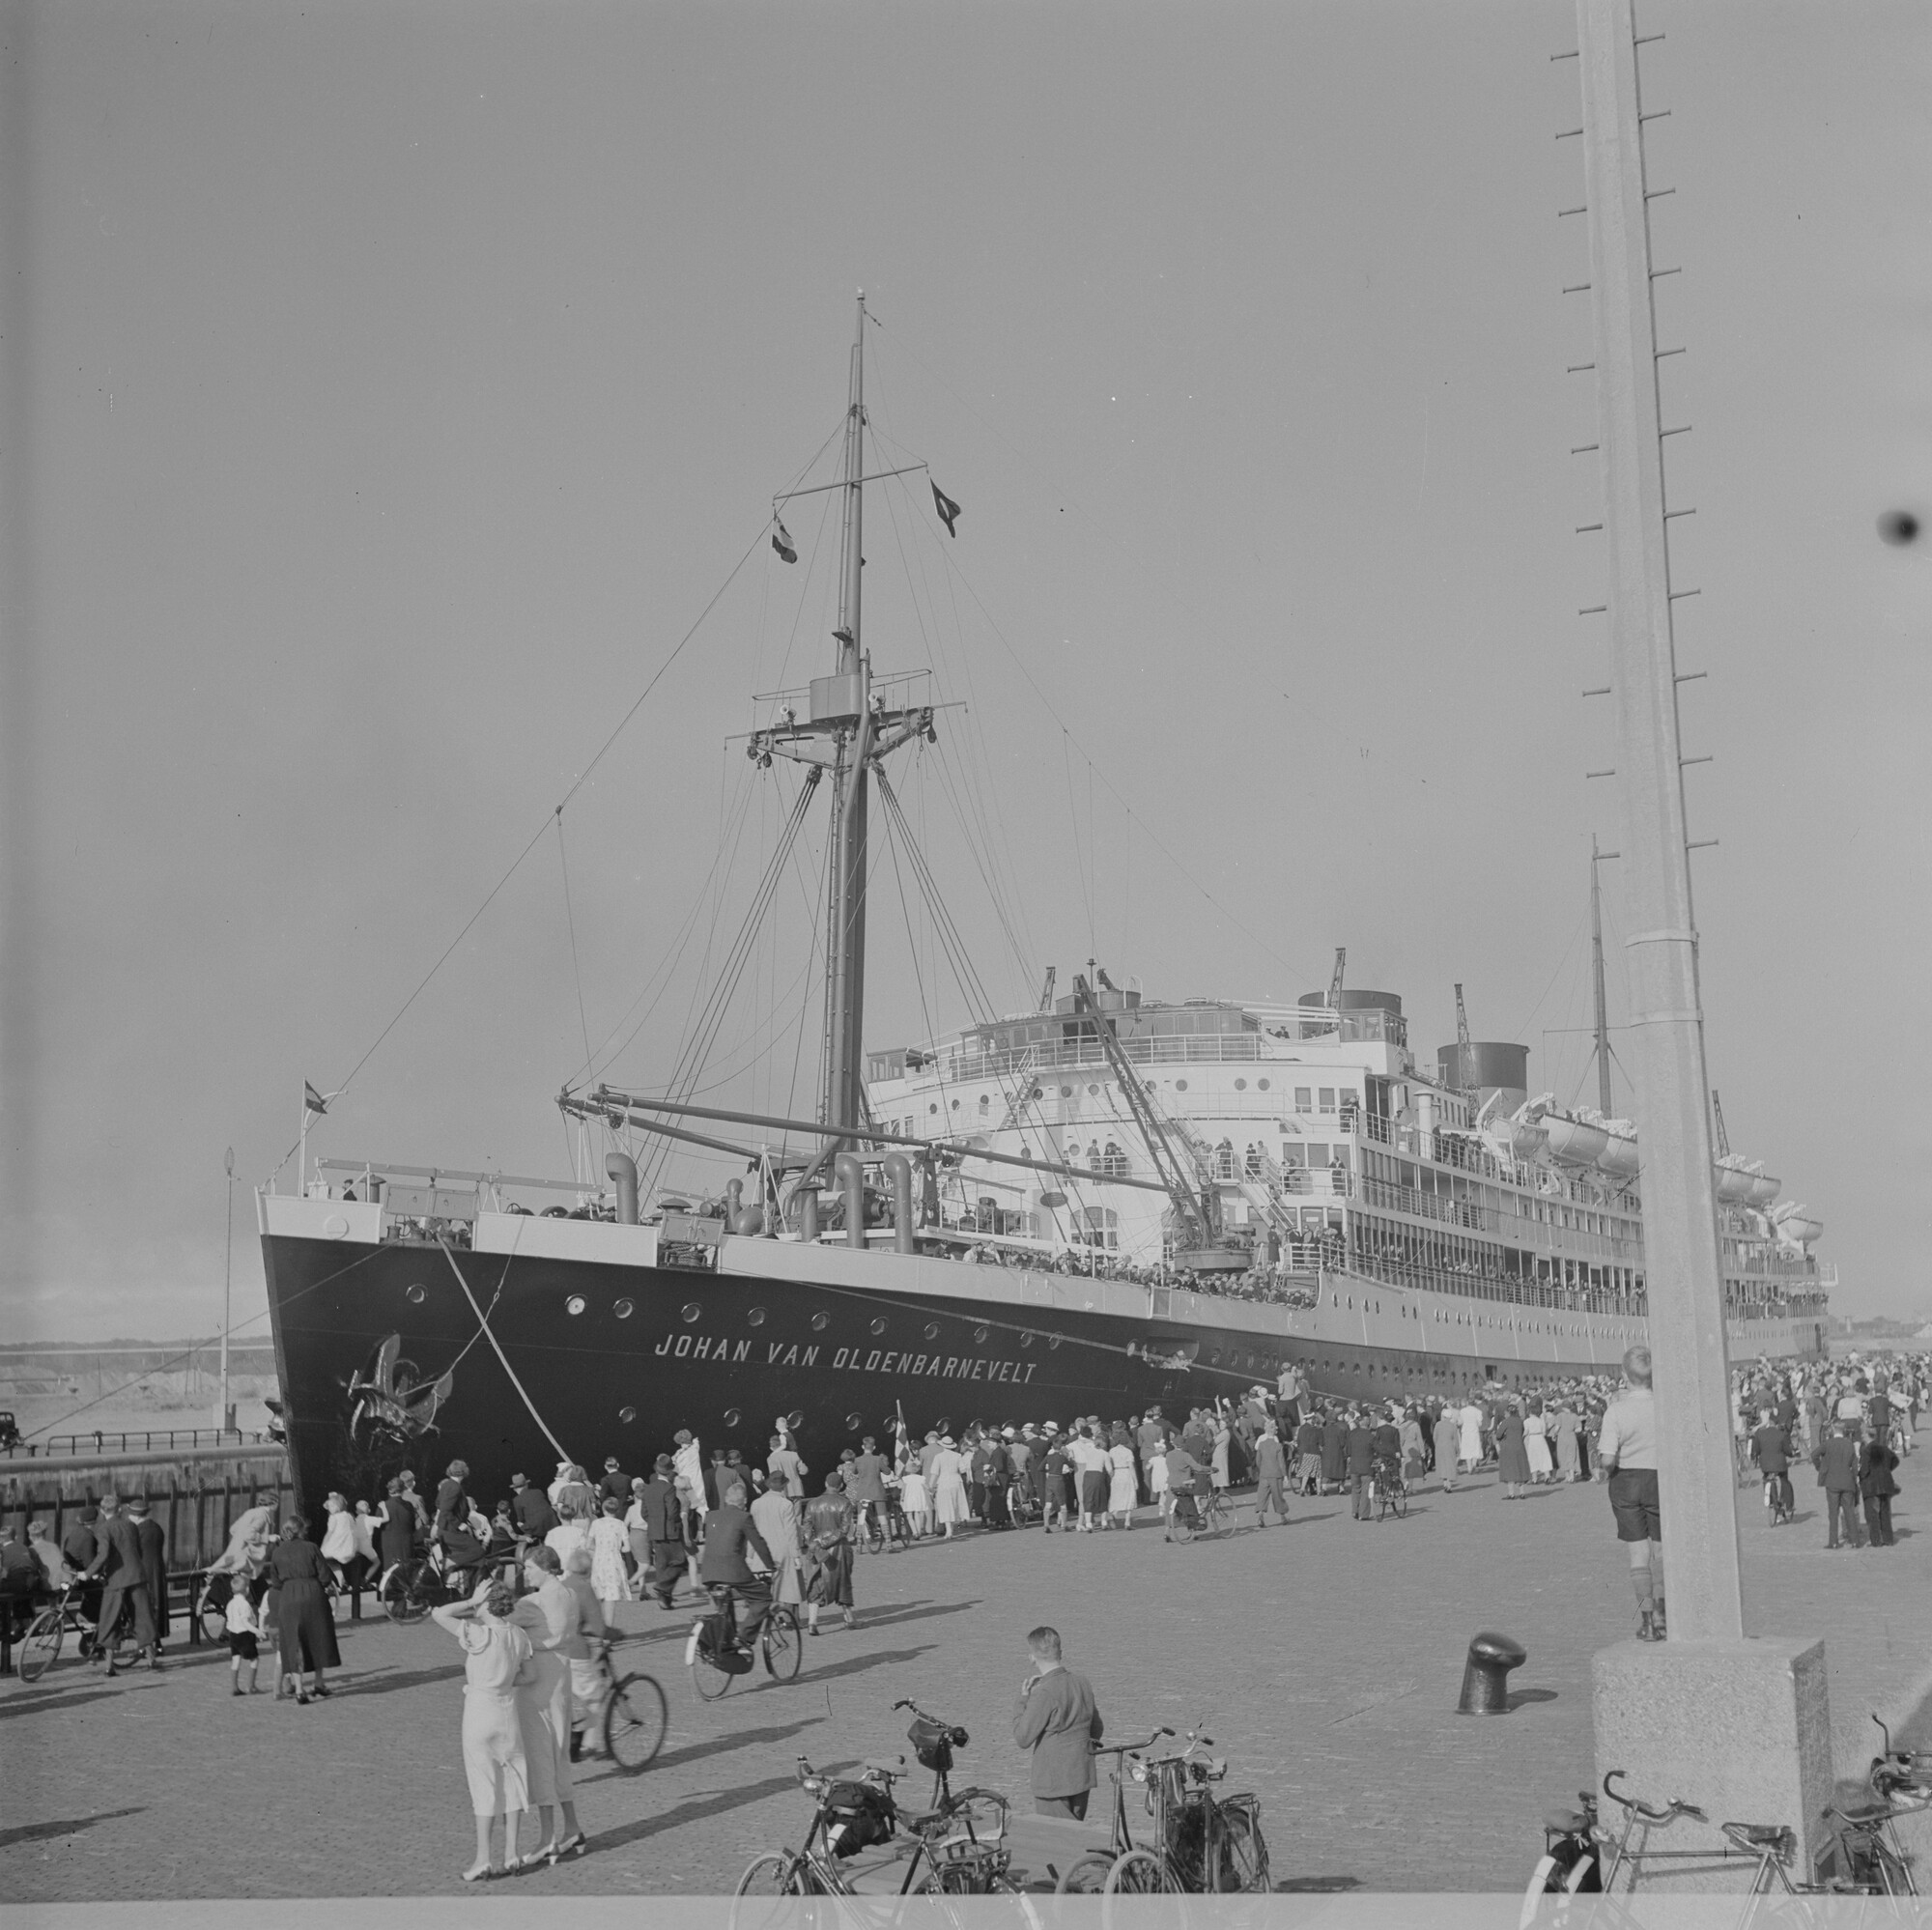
588 1766 841 1853
335 1660 466 1697
0 1808 145 1851
838 1599 980 1632
753 1642 934 1690
1274 1874 1363 1891
1507 1689 1559 1711
0 1684 141 1721
580 1717 827 1785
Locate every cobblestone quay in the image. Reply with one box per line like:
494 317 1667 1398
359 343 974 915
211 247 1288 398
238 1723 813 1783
4 1462 1926 1898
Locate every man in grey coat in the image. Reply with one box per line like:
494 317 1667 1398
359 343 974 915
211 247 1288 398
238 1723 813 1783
1011 1625 1103 1818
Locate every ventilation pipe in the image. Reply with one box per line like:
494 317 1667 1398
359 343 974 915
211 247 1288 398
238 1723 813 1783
834 1152 867 1250
725 1178 744 1222
606 1151 639 1226
732 1205 765 1237
799 1187 821 1242
883 1153 915 1254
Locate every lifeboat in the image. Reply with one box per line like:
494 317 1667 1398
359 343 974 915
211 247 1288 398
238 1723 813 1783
1715 1156 1760 1205
1501 1098 1549 1162
1747 1171 1780 1206
1542 1111 1609 1166
1590 1117 1640 1178
1771 1203 1824 1249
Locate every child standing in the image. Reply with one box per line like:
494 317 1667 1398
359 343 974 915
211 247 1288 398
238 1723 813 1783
225 1580 261 1694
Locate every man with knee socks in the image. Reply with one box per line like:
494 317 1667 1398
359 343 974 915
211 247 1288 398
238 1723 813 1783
1597 1347 1665 1640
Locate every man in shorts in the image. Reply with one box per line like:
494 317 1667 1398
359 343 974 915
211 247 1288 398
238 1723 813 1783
1597 1346 1664 1640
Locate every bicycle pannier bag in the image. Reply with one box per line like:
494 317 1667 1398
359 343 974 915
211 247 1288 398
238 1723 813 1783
823 1780 895 1857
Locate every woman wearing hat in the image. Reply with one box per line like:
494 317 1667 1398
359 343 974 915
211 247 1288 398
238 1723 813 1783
801 1471 857 1634
268 1515 340 1703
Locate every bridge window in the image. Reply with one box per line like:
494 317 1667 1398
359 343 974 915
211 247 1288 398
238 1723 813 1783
1294 1088 1312 1113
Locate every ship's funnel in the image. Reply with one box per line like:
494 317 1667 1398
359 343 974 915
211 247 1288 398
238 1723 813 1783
1436 1040 1529 1115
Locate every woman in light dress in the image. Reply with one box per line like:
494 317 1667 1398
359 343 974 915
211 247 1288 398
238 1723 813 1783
1434 1405 1463 1491
1552 1403 1582 1481
433 1579 537 1882
897 1450 930 1539
1147 1440 1171 1525
1107 1438 1138 1529
1523 1397 1553 1484
1399 1407 1429 1483
508 1546 594 1862
587 1496 632 1610
1458 1399 1486 1474
545 1489 595 1572
929 1438 971 1539
1210 1415 1233 1492
750 1476 806 1605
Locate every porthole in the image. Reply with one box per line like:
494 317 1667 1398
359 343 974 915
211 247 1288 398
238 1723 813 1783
924 1322 941 1341
1235 1078 1247 1091
1087 1083 1099 1096
1176 1079 1188 1092
1061 1085 1073 1097
681 1303 701 1323
929 1103 938 1115
1210 1350 1222 1365
811 1312 830 1332
935 1416 952 1434
618 1405 638 1425
869 1317 888 1336
1258 1078 1270 1092
406 1283 426 1304
973 1326 989 1344
786 1409 804 1429
724 1407 742 1428
1020 1332 1034 1348
846 1413 864 1431
1048 1334 1062 1349
566 1294 587 1316
1031 1086 1044 1100
748 1307 767 1326
613 1298 635 1320
951 1098 960 1110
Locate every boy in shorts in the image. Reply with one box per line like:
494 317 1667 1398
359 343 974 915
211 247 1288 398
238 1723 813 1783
225 1580 262 1694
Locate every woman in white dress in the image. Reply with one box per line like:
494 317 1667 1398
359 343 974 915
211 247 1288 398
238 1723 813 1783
1524 1398 1554 1484
507 1546 590 1862
1458 1399 1486 1473
1107 1439 1138 1529
544 1490 594 1572
1147 1443 1171 1525
897 1451 929 1539
929 1438 971 1539
433 1580 537 1882
587 1496 632 1609
1210 1416 1233 1492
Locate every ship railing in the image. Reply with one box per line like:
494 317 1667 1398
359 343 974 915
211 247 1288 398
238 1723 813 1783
1358 1176 1489 1232
20 1428 276 1460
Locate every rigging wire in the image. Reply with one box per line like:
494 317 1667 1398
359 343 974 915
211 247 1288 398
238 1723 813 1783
555 812 595 1082
1064 732 1094 954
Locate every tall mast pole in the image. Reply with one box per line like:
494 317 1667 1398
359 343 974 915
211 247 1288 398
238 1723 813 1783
1577 0 1740 1641
820 293 873 1136
1590 837 1614 1116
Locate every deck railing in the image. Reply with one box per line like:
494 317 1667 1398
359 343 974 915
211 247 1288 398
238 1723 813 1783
17 1428 275 1460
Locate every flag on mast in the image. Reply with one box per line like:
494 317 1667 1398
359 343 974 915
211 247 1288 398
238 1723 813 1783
930 482 961 537
304 1082 330 1117
771 518 798 564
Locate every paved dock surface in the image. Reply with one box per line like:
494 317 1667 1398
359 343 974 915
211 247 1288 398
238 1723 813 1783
5 1462 1927 1898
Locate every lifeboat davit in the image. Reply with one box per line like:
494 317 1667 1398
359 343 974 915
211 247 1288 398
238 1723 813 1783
1543 1111 1609 1166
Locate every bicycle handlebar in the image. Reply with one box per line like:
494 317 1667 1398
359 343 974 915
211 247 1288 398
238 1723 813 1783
1094 1731 1175 1758
1602 1770 1706 1824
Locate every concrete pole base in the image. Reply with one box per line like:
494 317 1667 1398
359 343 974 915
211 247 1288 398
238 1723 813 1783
1592 1634 1833 1889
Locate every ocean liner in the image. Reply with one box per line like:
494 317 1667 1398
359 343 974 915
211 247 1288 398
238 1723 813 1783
261 301 1830 1515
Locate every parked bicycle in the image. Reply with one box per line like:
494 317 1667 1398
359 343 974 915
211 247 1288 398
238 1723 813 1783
1166 1487 1234 1544
1520 1771 1706 1917
686 1583 801 1701
16 1584 99 1683
1053 1730 1178 1892
1372 1454 1408 1520
1054 1723 1268 1894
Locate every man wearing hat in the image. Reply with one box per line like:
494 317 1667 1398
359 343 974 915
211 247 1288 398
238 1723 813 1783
510 1471 559 1546
638 1455 688 1608
598 1456 631 1505
84 1496 160 1674
1040 1425 1072 1532
130 1495 169 1652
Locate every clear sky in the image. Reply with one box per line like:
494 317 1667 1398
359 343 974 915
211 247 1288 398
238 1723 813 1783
3 0 1927 1347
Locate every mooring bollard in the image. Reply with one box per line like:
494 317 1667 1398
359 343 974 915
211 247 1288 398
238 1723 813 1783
1457 1631 1527 1715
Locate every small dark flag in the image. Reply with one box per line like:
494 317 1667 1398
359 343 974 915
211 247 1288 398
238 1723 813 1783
304 1082 329 1117
931 482 962 538
772 518 798 564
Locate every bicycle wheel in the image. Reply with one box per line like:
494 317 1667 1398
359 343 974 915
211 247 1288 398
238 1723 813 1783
1391 1485 1408 1520
1168 1510 1197 1545
1217 1807 1270 1892
862 1513 885 1556
761 1606 802 1683
1376 1486 1391 1521
386 1561 434 1624
1104 1848 1180 1894
604 1671 668 1771
686 1623 735 1702
733 1851 818 1917
1055 1852 1116 1894
17 1608 64 1684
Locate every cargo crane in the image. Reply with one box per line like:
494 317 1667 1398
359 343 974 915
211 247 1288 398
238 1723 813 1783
1037 964 1057 1014
1328 948 1347 1009
1711 1089 1730 1158
1454 982 1475 1093
1069 972 1220 1260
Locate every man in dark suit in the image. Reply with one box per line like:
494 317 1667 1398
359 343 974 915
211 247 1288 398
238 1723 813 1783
702 1447 733 1513
1860 1430 1899 1547
509 1472 558 1546
638 1455 688 1609
597 1457 631 1505
1253 1421 1290 1527
1320 1406 1349 1494
1012 1626 1104 1818
1814 1419 1863 1549
128 1495 169 1650
696 1477 773 1650
83 1496 159 1674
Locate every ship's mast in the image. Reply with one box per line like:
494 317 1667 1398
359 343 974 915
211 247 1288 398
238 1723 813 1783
820 293 872 1136
1590 835 1615 1115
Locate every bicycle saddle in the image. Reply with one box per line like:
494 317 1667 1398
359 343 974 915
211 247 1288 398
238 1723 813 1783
862 1757 906 1778
1544 1807 1591 1834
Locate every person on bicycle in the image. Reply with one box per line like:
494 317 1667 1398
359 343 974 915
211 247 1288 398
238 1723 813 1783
696 1480 772 1652
846 1436 889 1549
1162 1437 1207 1539
1749 1406 1795 1519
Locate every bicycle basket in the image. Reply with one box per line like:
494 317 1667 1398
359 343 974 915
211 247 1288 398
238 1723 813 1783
909 1716 966 1774
823 1781 896 1858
